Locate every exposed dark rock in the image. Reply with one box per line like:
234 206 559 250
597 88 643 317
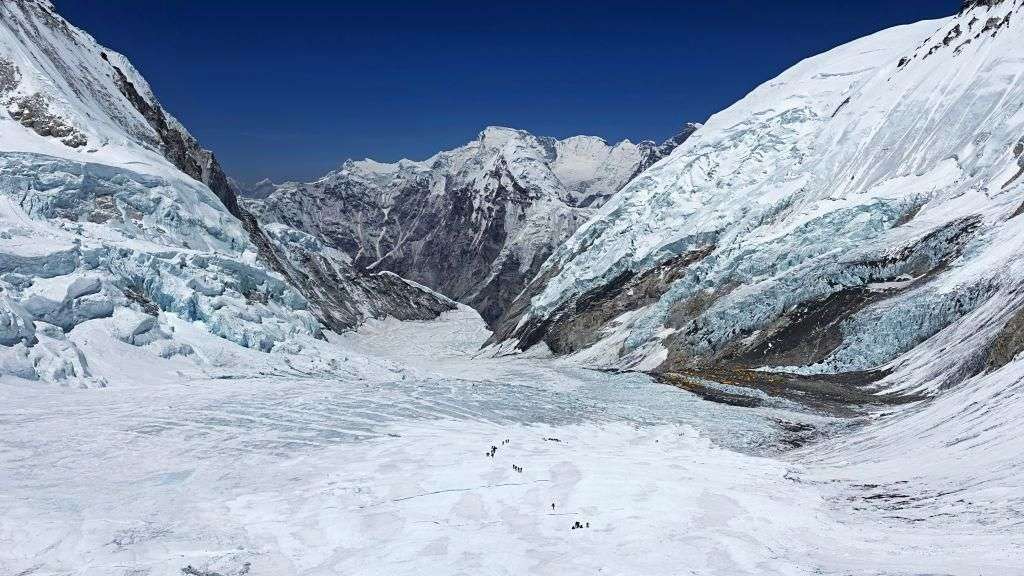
986 305 1024 371
0 0 456 355
734 287 879 368
1001 137 1024 190
662 215 983 372
627 123 701 183
245 158 541 327
104 61 240 217
97 48 453 330
832 97 852 117
0 57 19 94
981 15 1009 34
181 563 252 576
122 286 160 317
656 368 918 417
5 93 87 147
498 211 983 372
953 38 974 55
943 24 963 46
961 0 1009 12
916 2 1011 63
86 195 118 224
773 418 820 449
490 246 715 354
239 213 454 333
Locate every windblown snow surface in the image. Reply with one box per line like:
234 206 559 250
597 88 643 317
2 307 1021 576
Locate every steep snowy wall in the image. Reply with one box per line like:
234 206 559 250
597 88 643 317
495 2 1024 394
0 0 233 207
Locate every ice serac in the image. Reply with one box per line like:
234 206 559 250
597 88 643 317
244 124 698 324
0 0 452 385
494 1 1024 393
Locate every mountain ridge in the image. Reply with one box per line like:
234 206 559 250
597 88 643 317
244 123 699 324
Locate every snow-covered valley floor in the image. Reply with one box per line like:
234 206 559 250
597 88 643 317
1 308 1020 576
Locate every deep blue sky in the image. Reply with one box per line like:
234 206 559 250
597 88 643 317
55 1 954 183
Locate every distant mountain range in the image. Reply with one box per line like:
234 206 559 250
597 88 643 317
243 124 698 323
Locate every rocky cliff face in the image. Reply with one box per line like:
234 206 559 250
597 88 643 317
0 0 452 385
102 53 241 218
245 125 698 324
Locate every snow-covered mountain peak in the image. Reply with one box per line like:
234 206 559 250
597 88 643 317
229 177 278 199
2 1 160 161
346 157 410 176
477 125 536 151
245 124 697 324
0 0 247 214
558 134 612 146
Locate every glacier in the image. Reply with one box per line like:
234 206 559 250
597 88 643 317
2 308 1021 575
495 1 1024 397
1 0 1023 574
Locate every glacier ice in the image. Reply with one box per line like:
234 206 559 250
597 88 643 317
498 3 1024 387
0 152 325 381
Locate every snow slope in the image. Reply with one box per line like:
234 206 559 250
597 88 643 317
1 308 1019 576
496 1 1024 398
245 125 698 324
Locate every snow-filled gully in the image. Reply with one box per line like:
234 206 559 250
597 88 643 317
1 308 1020 576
